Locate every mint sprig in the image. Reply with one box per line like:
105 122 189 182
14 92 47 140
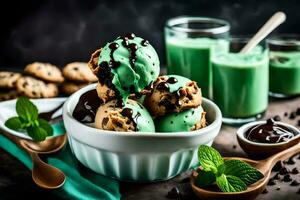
5 97 53 141
196 145 263 193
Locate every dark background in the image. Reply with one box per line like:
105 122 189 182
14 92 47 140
0 0 299 69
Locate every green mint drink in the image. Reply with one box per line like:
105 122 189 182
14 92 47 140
213 50 269 119
166 37 228 98
269 51 300 96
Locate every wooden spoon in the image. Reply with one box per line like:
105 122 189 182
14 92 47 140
191 141 300 200
0 129 66 189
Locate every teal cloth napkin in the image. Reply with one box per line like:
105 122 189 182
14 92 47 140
0 122 120 200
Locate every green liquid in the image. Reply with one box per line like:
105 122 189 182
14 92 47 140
212 51 269 118
166 37 228 98
269 52 300 96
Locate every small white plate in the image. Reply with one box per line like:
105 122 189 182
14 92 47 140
0 98 66 140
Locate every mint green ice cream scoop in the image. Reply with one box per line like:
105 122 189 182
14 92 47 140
97 33 160 100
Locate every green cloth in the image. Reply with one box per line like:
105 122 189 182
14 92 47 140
0 122 120 200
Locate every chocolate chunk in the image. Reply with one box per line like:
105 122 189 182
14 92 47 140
284 112 288 117
276 186 281 190
282 174 292 182
167 77 178 84
233 145 237 149
286 157 295 165
156 82 170 91
166 187 181 199
291 167 299 174
141 39 149 46
289 112 297 119
290 180 300 186
272 161 284 172
268 179 277 186
272 173 281 180
102 117 109 127
273 115 281 121
279 167 290 175
262 188 268 194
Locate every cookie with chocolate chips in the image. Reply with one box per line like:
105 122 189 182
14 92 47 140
0 89 19 101
24 62 64 83
0 71 21 88
61 82 89 95
63 62 97 82
16 76 58 98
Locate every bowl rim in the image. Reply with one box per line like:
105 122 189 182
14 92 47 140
63 83 222 138
237 120 300 147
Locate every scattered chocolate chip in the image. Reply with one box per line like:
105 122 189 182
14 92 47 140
262 188 268 194
291 180 300 186
282 174 292 182
273 115 281 121
289 112 297 119
279 167 289 175
166 187 181 199
272 161 283 172
296 108 300 115
276 186 281 190
286 157 296 165
268 179 277 186
284 112 288 117
233 145 237 149
291 168 299 174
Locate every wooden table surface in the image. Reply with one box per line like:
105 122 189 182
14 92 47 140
0 96 299 199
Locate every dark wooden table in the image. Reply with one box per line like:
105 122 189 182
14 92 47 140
0 97 299 199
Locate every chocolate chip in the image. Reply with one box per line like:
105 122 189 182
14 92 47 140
289 112 297 119
262 188 268 194
273 115 281 121
102 117 109 127
268 179 277 185
284 112 288 117
273 173 281 180
272 161 283 172
297 188 300 194
291 168 299 174
73 67 79 71
166 187 181 199
276 186 281 190
233 145 237 149
279 167 289 175
32 91 36 96
286 157 295 165
282 174 292 182
291 180 300 186
170 121 174 124
297 120 300 127
296 108 300 115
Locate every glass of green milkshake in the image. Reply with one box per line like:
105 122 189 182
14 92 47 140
267 35 300 98
212 37 269 125
165 16 230 98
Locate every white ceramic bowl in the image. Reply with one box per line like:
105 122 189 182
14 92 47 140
63 84 222 182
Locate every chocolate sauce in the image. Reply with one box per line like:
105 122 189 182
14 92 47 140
120 107 141 131
72 89 100 123
156 82 170 91
119 33 138 71
108 42 121 69
167 77 178 84
115 99 124 108
245 118 297 143
141 39 149 46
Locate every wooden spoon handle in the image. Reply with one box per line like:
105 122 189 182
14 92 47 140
260 142 300 173
240 12 286 54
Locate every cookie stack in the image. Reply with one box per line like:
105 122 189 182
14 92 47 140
0 72 21 101
16 62 63 98
62 62 97 95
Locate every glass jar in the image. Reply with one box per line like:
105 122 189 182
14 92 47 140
165 16 230 98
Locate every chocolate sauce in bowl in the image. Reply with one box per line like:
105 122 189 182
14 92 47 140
72 89 100 123
120 107 141 131
108 42 121 69
245 119 298 143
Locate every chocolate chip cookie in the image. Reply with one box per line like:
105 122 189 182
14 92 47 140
61 82 89 95
63 62 97 82
0 71 21 88
16 76 58 98
24 62 64 83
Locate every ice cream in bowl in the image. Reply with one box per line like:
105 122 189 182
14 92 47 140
62 33 222 181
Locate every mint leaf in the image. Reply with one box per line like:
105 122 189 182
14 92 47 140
38 119 53 136
5 117 22 131
198 145 224 174
195 170 216 188
16 96 38 122
224 160 264 185
26 126 48 142
216 174 247 192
